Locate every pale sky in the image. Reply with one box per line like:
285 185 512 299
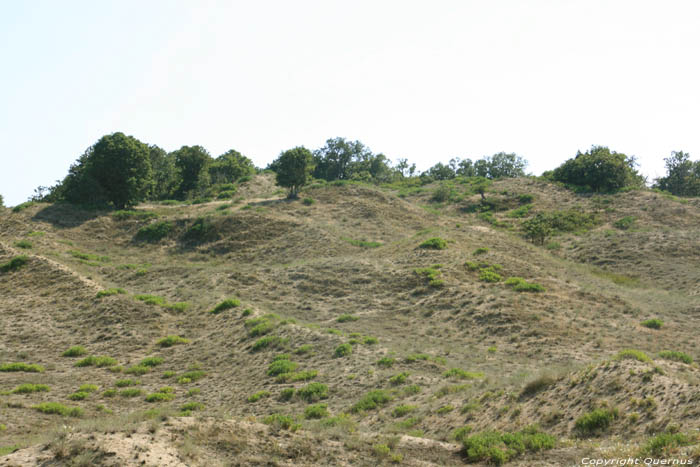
1 0 699 205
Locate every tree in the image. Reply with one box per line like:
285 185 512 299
60 132 152 209
313 137 372 181
149 145 177 200
172 145 212 198
0 193 4 209
654 151 700 197
522 214 554 245
424 162 455 180
274 147 313 198
209 149 255 185
552 146 644 192
483 152 527 179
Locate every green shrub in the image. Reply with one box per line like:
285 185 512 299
73 356 116 368
479 268 502 283
156 335 190 347
518 194 534 204
135 294 166 306
177 370 206 383
461 426 556 465
267 359 298 376
115 379 140 387
33 402 83 417
14 240 32 249
135 221 173 242
102 389 117 397
437 405 454 415
552 146 643 192
12 383 50 394
183 217 219 243
140 357 164 367
658 351 693 364
145 392 175 402
279 388 295 401
251 336 286 352
443 368 484 380
614 216 636 230
302 197 315 205
162 371 176 378
12 201 35 213
186 388 200 397
363 336 378 345
641 319 663 329
419 237 447 250
276 370 318 383
351 389 392 412
376 357 395 367
392 405 417 417
389 372 409 386
520 375 557 399
124 365 150 376
641 432 694 456
336 314 359 323
615 349 651 363
452 426 473 442
78 384 98 393
180 402 204 413
344 238 382 248
68 391 89 401
473 247 489 255
504 277 545 292
62 346 87 357
507 204 533 218
247 390 270 403
165 302 189 312
210 298 240 314
263 414 299 431
119 388 143 398
304 403 328 419
404 353 431 363
217 190 236 199
96 288 127 298
574 408 619 436
297 383 329 402
0 255 29 273
334 343 353 358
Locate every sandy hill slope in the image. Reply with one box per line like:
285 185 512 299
1 174 699 465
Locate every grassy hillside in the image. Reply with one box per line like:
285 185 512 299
1 174 699 465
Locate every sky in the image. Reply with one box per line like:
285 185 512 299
1 0 699 205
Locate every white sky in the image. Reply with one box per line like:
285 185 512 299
1 0 699 205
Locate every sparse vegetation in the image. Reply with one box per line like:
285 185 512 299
156 335 190 347
0 362 44 372
96 288 126 298
11 383 50 394
33 402 83 417
0 255 29 273
574 408 619 436
615 349 651 363
418 237 447 250
247 390 270 403
351 389 392 412
75 356 117 368
61 346 87 357
641 318 663 329
658 350 693 364
140 357 164 367
461 426 556 465
135 221 173 242
504 277 545 292
210 298 240 314
304 403 328 419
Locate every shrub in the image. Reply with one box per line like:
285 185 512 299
102 389 117 397
641 319 663 330
177 370 206 383
210 298 240 314
247 390 270 403
389 372 409 386
518 194 534 204
62 346 87 357
276 370 318 383
156 335 190 347
392 405 417 417
115 379 140 387
252 336 286 352
180 402 204 413
419 237 447 250
351 389 392 412
33 402 83 417
145 392 175 402
135 294 166 306
96 288 126 298
615 349 651 363
504 277 545 292
376 357 395 367
473 247 489 255
14 240 32 249
279 388 295 401
124 365 150 376
552 146 643 192
520 375 557 399
119 388 143 398
68 391 89 400
336 314 359 323
112 210 158 221
135 221 173 242
11 201 36 212
297 382 329 402
263 414 300 431
162 371 176 378
461 426 556 465
575 408 619 436
507 204 533 218
334 343 353 358
614 216 636 230
165 302 189 312
641 432 694 456
344 238 382 248
658 351 693 364
302 197 315 205
12 383 50 394
267 359 298 376
183 217 219 243
273 146 313 198
0 362 44 372
304 403 328 419
78 384 98 393
479 268 502 283
0 255 29 273
140 357 164 367
443 368 484 380
437 405 454 415
363 336 378 345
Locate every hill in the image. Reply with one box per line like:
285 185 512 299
1 174 699 465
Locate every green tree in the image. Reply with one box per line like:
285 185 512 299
208 149 255 184
522 214 554 245
552 146 643 192
61 132 152 208
172 146 212 198
0 193 4 209
313 137 368 181
274 147 312 198
654 151 700 196
149 145 177 200
424 162 456 180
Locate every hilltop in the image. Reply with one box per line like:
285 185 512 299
1 174 699 466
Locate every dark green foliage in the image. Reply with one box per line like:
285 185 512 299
392 405 417 417
0 255 29 273
135 221 173 242
552 146 643 192
419 237 447 250
267 359 298 376
376 357 395 367
641 319 663 329
140 357 164 367
297 382 329 402
658 351 693 364
210 298 240 314
613 216 636 230
279 388 295 401
473 247 489 255
33 402 83 417
304 403 329 419
172 145 212 198
12 201 36 212
654 151 700 196
0 362 44 372
334 343 353 358
522 210 597 245
183 217 219 243
507 204 533 218
312 137 393 183
14 240 32 249
302 197 315 205
574 408 619 436
208 149 255 185
62 132 153 209
61 346 87 357
336 314 359 323
112 210 158 221
461 426 556 465
273 146 313 198
351 389 392 412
